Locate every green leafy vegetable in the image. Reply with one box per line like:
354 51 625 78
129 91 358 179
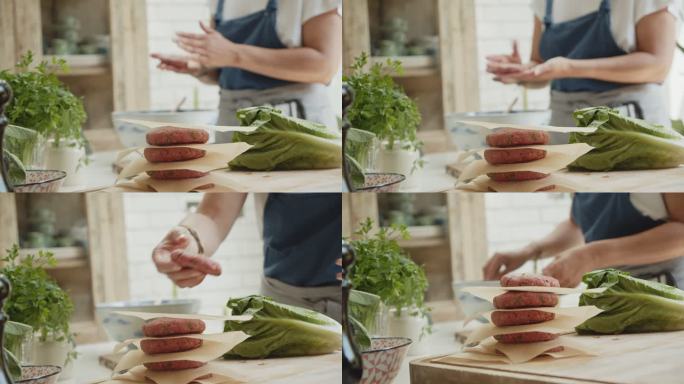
349 316 371 351
577 269 684 334
223 295 342 359
1 245 75 347
3 150 26 186
0 52 86 148
344 53 422 151
345 154 366 189
349 289 381 333
672 119 684 136
3 124 41 185
348 219 430 336
230 106 342 171
569 107 684 171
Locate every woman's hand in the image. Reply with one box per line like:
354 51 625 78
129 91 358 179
496 57 573 84
174 21 240 69
483 243 542 280
150 53 204 76
486 40 524 76
542 246 596 288
152 227 222 288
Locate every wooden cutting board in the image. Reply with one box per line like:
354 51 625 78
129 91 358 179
410 331 684 384
98 352 340 384
447 164 684 192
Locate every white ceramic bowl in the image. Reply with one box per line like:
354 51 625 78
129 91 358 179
445 110 555 151
112 110 219 148
95 299 201 341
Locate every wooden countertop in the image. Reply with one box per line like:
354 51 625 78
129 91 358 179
67 342 341 383
409 328 684 384
412 151 684 193
58 150 343 193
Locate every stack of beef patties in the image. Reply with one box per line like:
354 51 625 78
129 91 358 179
484 128 551 185
139 317 208 371
490 273 563 353
144 126 212 181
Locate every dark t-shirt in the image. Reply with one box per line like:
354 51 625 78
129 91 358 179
263 193 341 287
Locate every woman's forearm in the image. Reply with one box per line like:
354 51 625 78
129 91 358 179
565 52 672 84
534 218 585 259
587 222 684 269
232 45 339 84
180 193 248 257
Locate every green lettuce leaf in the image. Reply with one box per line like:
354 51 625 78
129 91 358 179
349 316 371 351
230 106 342 171
224 295 342 359
577 269 684 334
569 107 684 171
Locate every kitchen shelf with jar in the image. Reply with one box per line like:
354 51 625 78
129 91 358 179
370 55 439 78
0 193 129 344
44 54 110 77
0 0 150 137
19 246 89 269
344 0 480 133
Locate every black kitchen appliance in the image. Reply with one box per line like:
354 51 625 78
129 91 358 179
342 84 355 192
0 275 14 383
0 81 12 192
342 241 363 384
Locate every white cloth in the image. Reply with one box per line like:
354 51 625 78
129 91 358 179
531 0 680 52
630 193 669 221
209 0 341 48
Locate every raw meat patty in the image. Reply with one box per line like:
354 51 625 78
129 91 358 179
494 331 559 344
140 337 203 355
142 318 206 338
143 360 206 371
484 148 547 165
146 126 209 146
501 273 560 288
493 291 559 309
486 128 550 148
144 147 206 163
147 170 209 180
487 171 549 182
491 310 555 327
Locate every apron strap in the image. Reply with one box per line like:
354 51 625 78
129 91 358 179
215 0 225 23
544 0 554 26
266 0 278 12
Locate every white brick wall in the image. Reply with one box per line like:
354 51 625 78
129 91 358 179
123 194 264 315
484 193 573 273
475 0 550 112
475 0 684 119
144 1 342 118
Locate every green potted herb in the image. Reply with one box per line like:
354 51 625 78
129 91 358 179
344 53 423 187
1 245 76 379
0 52 87 186
348 218 430 350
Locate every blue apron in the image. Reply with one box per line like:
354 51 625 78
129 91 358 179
539 0 627 93
214 0 295 90
572 194 684 287
262 193 341 287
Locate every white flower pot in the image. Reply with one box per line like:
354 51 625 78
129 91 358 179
45 139 86 187
387 308 429 356
31 338 74 380
377 144 421 189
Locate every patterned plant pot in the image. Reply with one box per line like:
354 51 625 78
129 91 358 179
361 337 412 384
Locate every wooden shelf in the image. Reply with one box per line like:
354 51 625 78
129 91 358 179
55 65 110 77
371 55 439 78
19 246 88 269
387 225 448 248
44 54 110 77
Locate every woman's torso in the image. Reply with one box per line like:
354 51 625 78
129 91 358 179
572 193 684 287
